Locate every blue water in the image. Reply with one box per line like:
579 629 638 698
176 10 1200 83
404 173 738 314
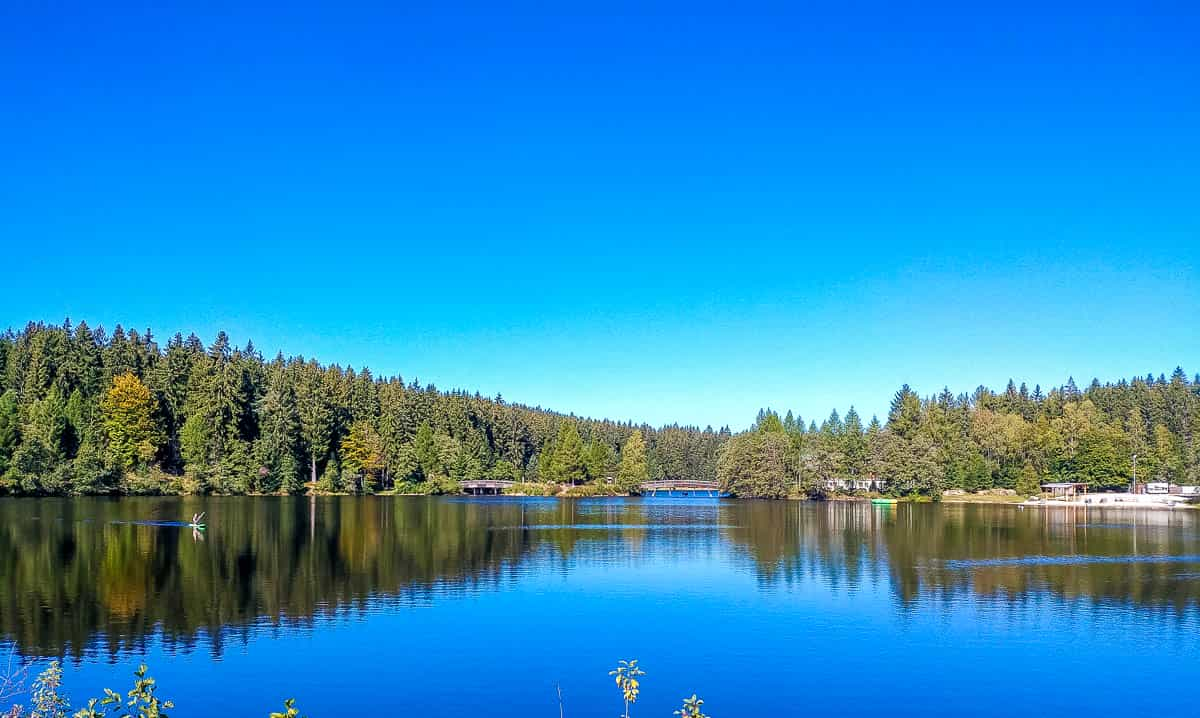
1 497 1197 716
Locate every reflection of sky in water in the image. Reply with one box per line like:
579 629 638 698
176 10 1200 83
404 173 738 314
1 498 1198 718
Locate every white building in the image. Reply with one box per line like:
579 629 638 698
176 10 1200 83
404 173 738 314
823 477 888 493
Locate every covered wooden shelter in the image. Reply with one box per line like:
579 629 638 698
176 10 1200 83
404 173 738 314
1041 482 1088 499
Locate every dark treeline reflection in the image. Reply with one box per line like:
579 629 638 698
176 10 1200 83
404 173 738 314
723 501 1200 612
2 498 1198 659
2 497 541 659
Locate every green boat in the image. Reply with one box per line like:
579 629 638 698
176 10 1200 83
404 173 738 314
870 498 898 505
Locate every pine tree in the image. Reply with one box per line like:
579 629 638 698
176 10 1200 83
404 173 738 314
411 423 441 480
584 440 612 482
547 420 586 485
887 385 922 439
1064 376 1081 401
0 391 20 476
180 413 213 473
257 369 303 493
27 386 70 460
296 362 333 488
842 407 867 477
616 430 649 492
1016 462 1041 496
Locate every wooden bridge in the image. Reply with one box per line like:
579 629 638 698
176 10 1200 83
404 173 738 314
460 480 515 495
638 480 724 497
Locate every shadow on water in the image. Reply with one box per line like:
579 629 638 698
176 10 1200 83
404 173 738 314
0 497 1198 659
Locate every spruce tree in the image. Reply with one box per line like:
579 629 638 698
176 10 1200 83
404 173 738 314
547 420 586 485
411 423 441 480
616 430 649 492
257 369 302 493
296 362 333 488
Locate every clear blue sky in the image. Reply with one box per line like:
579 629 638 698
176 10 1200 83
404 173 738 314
1 1 1197 429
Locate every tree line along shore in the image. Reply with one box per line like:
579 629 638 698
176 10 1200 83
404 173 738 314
0 320 1197 499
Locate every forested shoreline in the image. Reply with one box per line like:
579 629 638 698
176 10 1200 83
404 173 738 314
0 320 726 496
722 369 1199 498
0 320 1196 499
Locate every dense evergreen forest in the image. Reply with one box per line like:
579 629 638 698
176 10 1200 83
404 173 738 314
0 320 1196 498
0 320 727 496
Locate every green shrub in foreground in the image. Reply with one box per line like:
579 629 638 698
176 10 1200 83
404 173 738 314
5 657 708 717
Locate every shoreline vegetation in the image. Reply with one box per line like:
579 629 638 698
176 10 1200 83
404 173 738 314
2 658 702 718
0 320 1198 501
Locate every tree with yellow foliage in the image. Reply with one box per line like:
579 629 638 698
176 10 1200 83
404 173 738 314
100 373 161 471
341 419 384 492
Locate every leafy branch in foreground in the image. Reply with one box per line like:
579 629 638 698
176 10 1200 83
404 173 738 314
606 660 713 718
4 663 190 718
0 650 31 709
673 694 708 718
71 664 172 718
609 659 645 718
29 661 69 718
268 698 304 718
4 657 704 717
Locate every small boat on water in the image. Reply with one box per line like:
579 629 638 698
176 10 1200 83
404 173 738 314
870 498 898 505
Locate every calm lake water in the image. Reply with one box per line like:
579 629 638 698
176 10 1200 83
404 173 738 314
2 497 1198 717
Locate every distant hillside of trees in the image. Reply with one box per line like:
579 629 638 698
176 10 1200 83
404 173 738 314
0 320 727 495
0 320 1196 499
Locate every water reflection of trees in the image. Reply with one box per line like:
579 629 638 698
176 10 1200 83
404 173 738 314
0 497 548 659
2 498 1197 659
721 502 1200 613
0 498 732 659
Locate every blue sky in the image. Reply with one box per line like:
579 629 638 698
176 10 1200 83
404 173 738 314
1 1 1197 428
